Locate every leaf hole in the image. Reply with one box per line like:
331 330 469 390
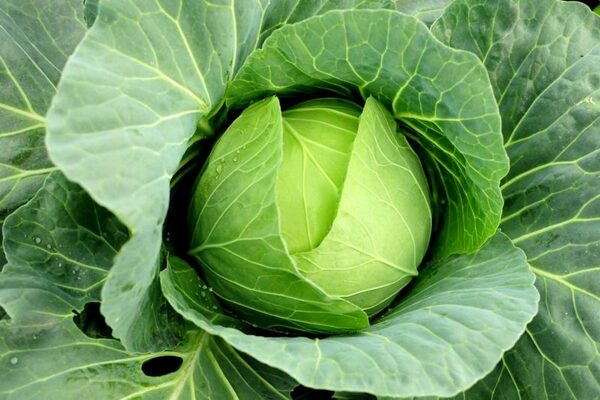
72 302 114 339
141 356 183 377
291 386 334 399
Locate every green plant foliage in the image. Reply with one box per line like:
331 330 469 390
0 173 297 399
227 10 508 260
0 0 596 398
0 0 86 268
44 0 394 353
188 96 369 333
277 98 363 254
395 0 454 25
163 233 537 397
432 1 600 398
188 96 432 332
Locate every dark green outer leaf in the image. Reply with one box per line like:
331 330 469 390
432 0 600 398
226 9 508 260
258 0 394 43
45 0 392 353
3 172 129 305
0 0 86 264
0 172 296 400
163 233 538 398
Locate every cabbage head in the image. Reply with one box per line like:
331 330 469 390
188 97 431 332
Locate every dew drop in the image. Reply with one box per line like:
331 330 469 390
33 237 41 244
200 291 206 298
212 305 218 310
215 164 223 174
9 357 18 365
232 157 238 162
58 263 63 268
202 285 207 290
208 288 213 292
46 244 52 250
236 149 241 154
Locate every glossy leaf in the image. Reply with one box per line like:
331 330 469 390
3 171 186 349
3 172 129 305
432 0 600 398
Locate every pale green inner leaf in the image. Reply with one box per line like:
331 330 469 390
277 98 361 254
293 97 431 315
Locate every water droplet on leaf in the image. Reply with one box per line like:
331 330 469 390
9 357 18 365
33 237 41 244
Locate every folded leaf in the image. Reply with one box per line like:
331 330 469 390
162 232 538 398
